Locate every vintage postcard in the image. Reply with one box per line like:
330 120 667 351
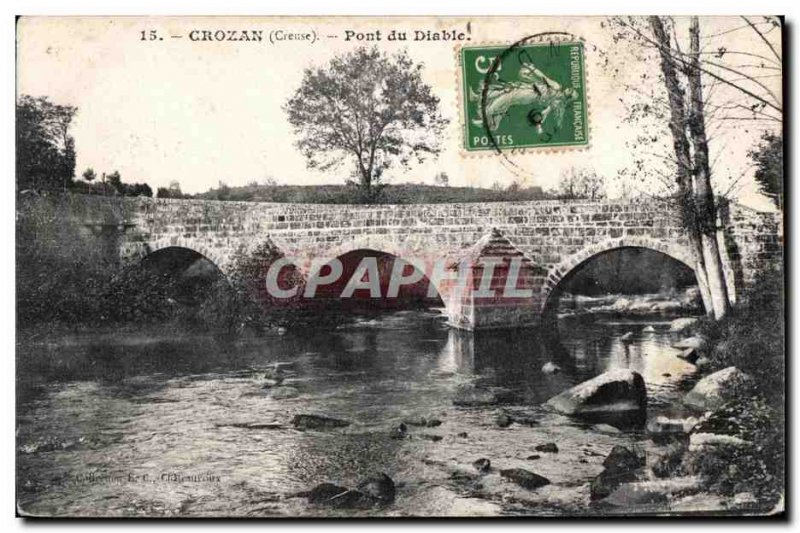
15 16 784 518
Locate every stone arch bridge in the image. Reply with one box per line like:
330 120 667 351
67 195 782 330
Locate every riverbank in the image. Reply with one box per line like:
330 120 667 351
574 270 784 514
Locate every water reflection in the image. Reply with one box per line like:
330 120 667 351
17 310 701 517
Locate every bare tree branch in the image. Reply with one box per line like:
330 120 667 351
741 15 782 62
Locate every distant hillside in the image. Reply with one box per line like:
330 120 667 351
189 183 551 204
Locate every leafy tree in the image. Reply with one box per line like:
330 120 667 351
126 183 153 197
82 168 96 182
557 167 606 200
16 95 77 191
157 180 184 199
749 132 783 210
106 171 123 192
285 47 448 202
434 172 449 187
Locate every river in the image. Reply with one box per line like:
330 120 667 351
16 309 702 517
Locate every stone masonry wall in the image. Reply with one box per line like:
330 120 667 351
63 194 782 319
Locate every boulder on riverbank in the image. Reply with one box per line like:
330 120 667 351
291 414 350 430
546 369 647 419
677 348 700 364
683 367 754 411
600 477 705 508
672 336 707 351
670 317 699 333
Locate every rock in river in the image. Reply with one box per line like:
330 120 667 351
303 474 396 509
499 468 550 491
357 473 396 503
402 416 443 427
270 386 300 399
291 414 350 430
472 458 491 473
620 331 635 343
542 362 561 374
534 442 559 453
390 423 408 440
590 445 644 501
495 413 513 428
306 482 350 503
453 384 515 406
683 367 754 411
546 369 647 418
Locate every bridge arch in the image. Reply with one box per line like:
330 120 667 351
541 237 702 315
132 237 232 277
305 247 447 310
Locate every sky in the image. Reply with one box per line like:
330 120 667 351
16 16 782 210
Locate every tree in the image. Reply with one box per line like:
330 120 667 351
749 132 783 210
106 171 123 192
82 168 96 182
16 95 77 191
216 181 231 201
434 172 449 187
604 16 782 319
557 167 606 200
285 47 448 202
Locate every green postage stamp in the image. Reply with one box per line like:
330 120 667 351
460 41 589 152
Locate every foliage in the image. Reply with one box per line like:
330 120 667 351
695 267 784 408
16 196 221 333
16 95 77 192
16 195 115 328
748 132 783 209
682 394 784 506
104 170 152 197
284 47 448 202
193 182 550 204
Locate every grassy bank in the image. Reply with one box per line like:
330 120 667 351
686 268 785 505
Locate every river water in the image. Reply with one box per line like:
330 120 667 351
16 310 701 517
